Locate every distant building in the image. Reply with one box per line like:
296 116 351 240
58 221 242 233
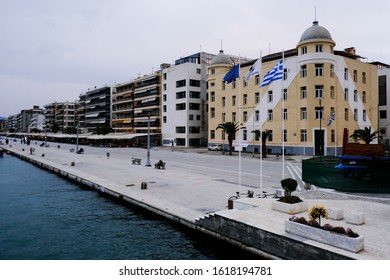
44 102 76 133
208 21 379 156
84 86 112 133
160 52 215 147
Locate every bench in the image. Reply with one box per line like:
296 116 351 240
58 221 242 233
132 157 142 165
154 160 166 169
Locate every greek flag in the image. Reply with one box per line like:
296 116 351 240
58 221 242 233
244 58 261 82
223 64 240 84
327 111 335 126
261 59 283 87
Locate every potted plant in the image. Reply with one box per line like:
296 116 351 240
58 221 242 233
271 178 308 214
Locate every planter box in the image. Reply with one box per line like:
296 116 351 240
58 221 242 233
271 200 308 214
285 220 364 253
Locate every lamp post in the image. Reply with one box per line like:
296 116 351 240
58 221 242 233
76 123 79 153
145 111 151 167
319 97 322 161
45 123 47 147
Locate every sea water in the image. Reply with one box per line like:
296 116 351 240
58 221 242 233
0 154 256 260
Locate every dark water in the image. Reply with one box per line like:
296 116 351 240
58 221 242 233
0 154 257 260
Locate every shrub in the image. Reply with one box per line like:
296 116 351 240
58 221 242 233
331 226 346 235
308 219 321 228
280 178 298 196
322 224 333 231
290 218 360 238
278 195 303 204
346 228 360 238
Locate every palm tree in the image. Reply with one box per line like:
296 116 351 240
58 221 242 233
252 129 272 158
350 126 381 144
216 121 241 155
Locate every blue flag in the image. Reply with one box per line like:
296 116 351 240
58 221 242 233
223 64 240 84
261 60 283 87
327 111 335 126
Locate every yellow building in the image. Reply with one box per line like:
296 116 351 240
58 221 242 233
208 21 378 156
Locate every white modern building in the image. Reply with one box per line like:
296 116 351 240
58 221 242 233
161 52 215 147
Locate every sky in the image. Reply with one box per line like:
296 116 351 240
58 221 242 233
1 0 390 117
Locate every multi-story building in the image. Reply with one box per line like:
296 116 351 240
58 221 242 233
84 86 111 133
112 82 134 133
44 102 76 132
75 94 87 133
18 106 44 133
377 64 390 146
208 20 379 156
161 52 215 147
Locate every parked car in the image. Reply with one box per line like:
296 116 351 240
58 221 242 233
208 144 223 151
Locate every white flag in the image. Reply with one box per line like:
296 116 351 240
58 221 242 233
244 58 261 82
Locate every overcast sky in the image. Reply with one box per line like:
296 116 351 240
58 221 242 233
1 0 390 117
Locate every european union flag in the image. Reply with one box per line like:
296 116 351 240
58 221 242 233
223 64 240 84
261 60 283 87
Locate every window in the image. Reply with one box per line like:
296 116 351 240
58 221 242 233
176 103 186 110
330 86 334 99
222 96 226 107
331 129 335 142
315 106 323 120
379 75 387 105
196 115 200 120
210 130 215 139
189 79 200 87
255 75 260 85
176 91 186 99
210 108 215 118
315 85 323 99
243 111 247 122
283 108 287 120
301 46 307 55
211 69 215 75
353 70 358 82
255 110 259 121
354 90 358 102
300 65 307 78
222 112 226 122
255 92 260 103
222 131 226 140
300 107 307 120
232 112 236 122
283 68 288 80
268 110 273 121
362 91 366 103
222 81 226 90
344 108 349 121
232 95 236 106
268 91 273 102
189 114 194 120
189 103 200 110
354 109 358 121
163 116 167 123
243 130 247 141
362 72 366 84
315 64 324 76
283 89 287 101
243 79 247 87
232 80 236 89
176 126 185 133
268 130 273 141
300 129 307 142
363 110 367 121
163 73 167 80
344 88 349 101
315 44 323 52
210 92 215 102
380 110 387 119
163 94 167 102
300 86 307 99
243 94 247 105
189 91 200 98
163 84 167 91
163 105 167 112
283 129 287 141
196 68 201 74
344 68 348 80
330 64 335 78
189 126 200 134
176 79 186 87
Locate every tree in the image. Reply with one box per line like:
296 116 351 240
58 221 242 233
252 129 272 158
350 126 381 144
94 125 113 135
216 121 241 155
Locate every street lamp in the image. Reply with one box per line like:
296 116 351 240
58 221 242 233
319 97 323 161
76 123 79 153
45 122 47 147
145 111 151 167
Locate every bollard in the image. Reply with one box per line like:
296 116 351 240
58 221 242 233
107 152 110 159
41 153 45 157
71 162 75 166
141 182 148 189
228 198 234 209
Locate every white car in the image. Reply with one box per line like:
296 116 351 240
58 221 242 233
208 144 223 151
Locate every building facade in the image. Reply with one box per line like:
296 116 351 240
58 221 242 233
208 21 378 156
44 102 76 133
161 52 215 147
84 86 112 133
378 64 390 146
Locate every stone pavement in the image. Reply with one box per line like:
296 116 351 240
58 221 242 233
2 142 390 259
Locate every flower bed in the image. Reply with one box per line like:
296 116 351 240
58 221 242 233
285 217 364 253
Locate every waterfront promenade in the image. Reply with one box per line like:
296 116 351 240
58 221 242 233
2 142 390 259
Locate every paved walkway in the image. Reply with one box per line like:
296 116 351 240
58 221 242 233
2 142 390 259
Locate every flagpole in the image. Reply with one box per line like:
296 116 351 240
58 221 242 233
238 56 242 189
282 50 285 179
259 51 263 197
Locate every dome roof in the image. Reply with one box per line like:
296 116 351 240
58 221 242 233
299 21 333 43
210 50 233 65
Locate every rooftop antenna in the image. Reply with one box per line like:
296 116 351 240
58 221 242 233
220 38 223 50
315 6 317 21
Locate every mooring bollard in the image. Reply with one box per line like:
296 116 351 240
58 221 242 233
41 153 45 157
71 162 75 166
141 182 148 189
107 152 110 159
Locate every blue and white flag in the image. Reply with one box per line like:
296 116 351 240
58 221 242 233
244 58 261 82
327 111 335 126
223 64 240 84
261 59 283 87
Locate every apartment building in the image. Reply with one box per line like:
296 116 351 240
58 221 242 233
84 86 111 133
